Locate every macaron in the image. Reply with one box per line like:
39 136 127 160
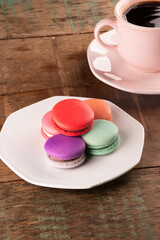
41 111 58 139
44 134 86 169
82 119 120 155
84 98 112 121
51 99 94 136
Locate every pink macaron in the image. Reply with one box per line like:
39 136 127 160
41 111 58 139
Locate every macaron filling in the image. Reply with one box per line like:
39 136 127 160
47 153 86 169
52 118 93 133
87 135 119 149
49 152 85 161
86 135 120 155
42 128 53 138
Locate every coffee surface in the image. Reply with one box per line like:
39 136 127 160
123 2 160 27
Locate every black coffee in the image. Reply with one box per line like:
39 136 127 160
123 1 160 27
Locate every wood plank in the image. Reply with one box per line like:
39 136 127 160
0 32 117 96
0 37 61 95
0 0 114 39
0 33 97 95
0 168 159 239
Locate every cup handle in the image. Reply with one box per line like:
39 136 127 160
94 19 118 52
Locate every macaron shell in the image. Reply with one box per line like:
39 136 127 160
41 128 50 140
47 153 86 169
52 99 94 132
82 120 119 148
87 135 120 155
84 98 112 121
42 111 58 136
51 118 93 136
44 134 86 160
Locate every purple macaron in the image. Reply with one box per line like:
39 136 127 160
44 134 86 169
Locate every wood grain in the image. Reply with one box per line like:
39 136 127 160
0 34 96 95
0 168 159 239
0 37 60 95
0 33 110 96
0 0 114 39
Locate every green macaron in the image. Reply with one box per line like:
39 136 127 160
82 119 120 155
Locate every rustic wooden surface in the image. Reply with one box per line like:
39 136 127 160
0 0 160 239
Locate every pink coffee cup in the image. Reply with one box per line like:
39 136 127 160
94 0 160 72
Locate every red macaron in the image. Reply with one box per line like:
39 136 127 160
51 99 94 136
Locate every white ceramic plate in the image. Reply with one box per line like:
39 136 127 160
0 96 144 189
87 30 160 94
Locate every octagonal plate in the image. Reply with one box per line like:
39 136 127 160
0 96 144 189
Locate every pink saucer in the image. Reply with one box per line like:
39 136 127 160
87 30 160 94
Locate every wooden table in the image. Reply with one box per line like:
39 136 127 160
0 0 159 239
